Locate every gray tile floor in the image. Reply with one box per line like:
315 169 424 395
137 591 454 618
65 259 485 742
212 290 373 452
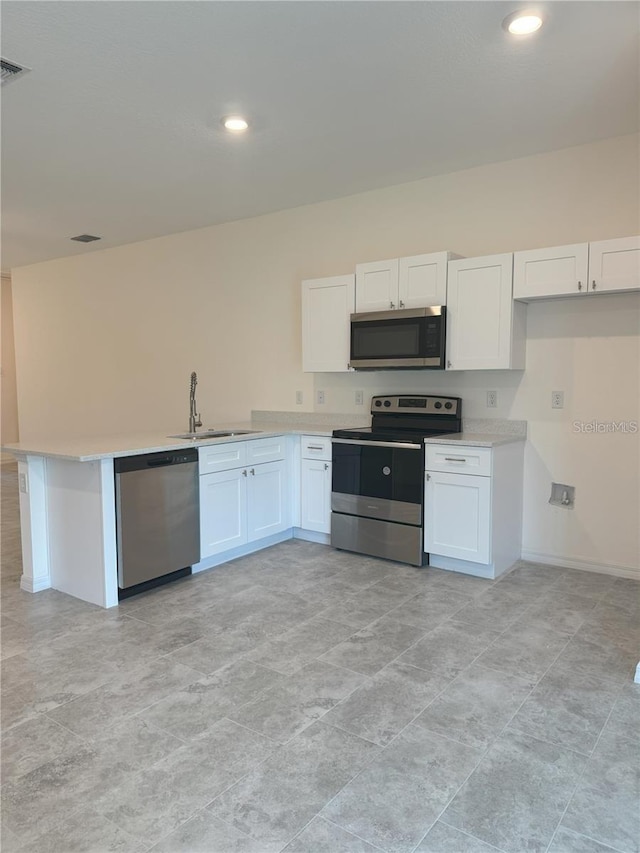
1 460 639 853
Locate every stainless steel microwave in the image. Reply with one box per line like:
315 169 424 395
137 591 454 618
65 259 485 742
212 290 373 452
349 306 446 369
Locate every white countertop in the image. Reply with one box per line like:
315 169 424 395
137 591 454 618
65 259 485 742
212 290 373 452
424 432 526 447
0 419 363 463
2 412 526 461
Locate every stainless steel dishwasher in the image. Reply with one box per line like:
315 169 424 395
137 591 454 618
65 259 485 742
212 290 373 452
114 448 200 597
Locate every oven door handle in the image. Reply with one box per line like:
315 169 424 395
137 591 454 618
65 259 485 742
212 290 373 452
331 438 422 450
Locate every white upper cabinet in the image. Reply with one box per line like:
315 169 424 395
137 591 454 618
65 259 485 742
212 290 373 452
446 253 526 371
588 236 640 293
302 274 355 373
513 237 639 300
513 243 589 300
355 259 400 312
355 252 458 313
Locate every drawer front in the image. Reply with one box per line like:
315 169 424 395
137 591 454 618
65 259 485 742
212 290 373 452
199 441 247 474
301 435 332 461
245 435 286 465
426 445 492 476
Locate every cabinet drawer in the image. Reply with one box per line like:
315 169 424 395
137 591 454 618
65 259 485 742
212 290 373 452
426 445 492 476
245 436 286 465
301 435 332 461
199 442 247 474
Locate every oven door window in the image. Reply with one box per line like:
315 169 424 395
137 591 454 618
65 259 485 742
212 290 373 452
332 443 422 505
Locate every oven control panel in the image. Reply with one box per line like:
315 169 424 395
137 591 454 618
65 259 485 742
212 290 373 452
371 395 460 415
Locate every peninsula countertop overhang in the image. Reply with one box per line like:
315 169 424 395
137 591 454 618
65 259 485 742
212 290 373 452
0 421 339 462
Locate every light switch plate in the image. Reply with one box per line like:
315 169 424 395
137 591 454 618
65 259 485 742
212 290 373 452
295 391 303 405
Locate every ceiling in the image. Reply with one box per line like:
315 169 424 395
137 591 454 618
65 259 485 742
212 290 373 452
2 1 638 271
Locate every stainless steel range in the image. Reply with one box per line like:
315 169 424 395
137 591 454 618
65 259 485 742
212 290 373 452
331 394 462 566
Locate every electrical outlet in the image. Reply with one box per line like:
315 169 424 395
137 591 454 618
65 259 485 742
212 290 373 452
486 390 497 409
19 472 28 494
552 391 564 409
295 391 303 405
316 390 325 405
355 390 364 406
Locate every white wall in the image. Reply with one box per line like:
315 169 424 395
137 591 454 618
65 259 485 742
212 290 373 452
11 133 640 574
1 275 19 448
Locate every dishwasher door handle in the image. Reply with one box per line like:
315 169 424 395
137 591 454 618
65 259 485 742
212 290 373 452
146 457 176 467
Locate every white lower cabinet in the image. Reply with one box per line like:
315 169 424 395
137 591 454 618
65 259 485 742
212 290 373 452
301 458 331 534
424 471 491 564
424 441 524 579
299 435 332 535
247 460 289 541
200 467 247 557
199 440 290 560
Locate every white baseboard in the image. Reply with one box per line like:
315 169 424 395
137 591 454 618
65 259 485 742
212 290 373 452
292 528 331 545
192 529 294 573
520 550 639 580
20 575 51 593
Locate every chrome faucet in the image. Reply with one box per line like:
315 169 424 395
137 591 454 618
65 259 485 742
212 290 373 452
188 371 202 433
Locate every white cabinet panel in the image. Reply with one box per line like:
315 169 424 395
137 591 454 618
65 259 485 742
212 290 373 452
513 237 639 299
355 259 399 312
300 435 332 461
301 458 331 534
424 471 491 564
446 254 524 370
200 468 247 558
199 442 247 475
302 275 354 373
200 437 292 559
356 252 455 313
513 243 589 300
398 252 449 308
247 460 289 541
425 445 492 476
246 436 286 465
588 236 640 293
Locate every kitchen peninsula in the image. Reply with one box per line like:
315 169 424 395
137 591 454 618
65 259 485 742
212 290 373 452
3 413 526 609
3 415 361 608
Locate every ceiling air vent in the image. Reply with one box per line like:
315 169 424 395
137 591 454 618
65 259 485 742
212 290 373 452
1 58 31 86
70 234 102 243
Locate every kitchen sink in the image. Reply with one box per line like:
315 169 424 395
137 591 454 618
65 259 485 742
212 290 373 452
168 429 261 440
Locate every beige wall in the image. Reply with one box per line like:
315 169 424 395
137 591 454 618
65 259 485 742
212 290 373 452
1 275 19 448
11 133 640 573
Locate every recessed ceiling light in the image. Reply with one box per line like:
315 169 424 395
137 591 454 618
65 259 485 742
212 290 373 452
223 116 249 132
503 11 543 35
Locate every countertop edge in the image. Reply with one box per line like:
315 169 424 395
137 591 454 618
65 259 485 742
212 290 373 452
424 433 527 447
1 423 342 462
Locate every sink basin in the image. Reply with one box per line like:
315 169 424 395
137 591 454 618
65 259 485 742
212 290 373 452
168 429 261 440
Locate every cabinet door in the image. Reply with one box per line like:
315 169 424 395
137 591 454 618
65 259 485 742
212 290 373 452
200 469 247 558
302 275 354 372
247 460 290 542
424 471 491 564
300 459 331 534
513 243 588 300
447 254 519 370
588 236 640 294
355 259 399 312
398 252 449 309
